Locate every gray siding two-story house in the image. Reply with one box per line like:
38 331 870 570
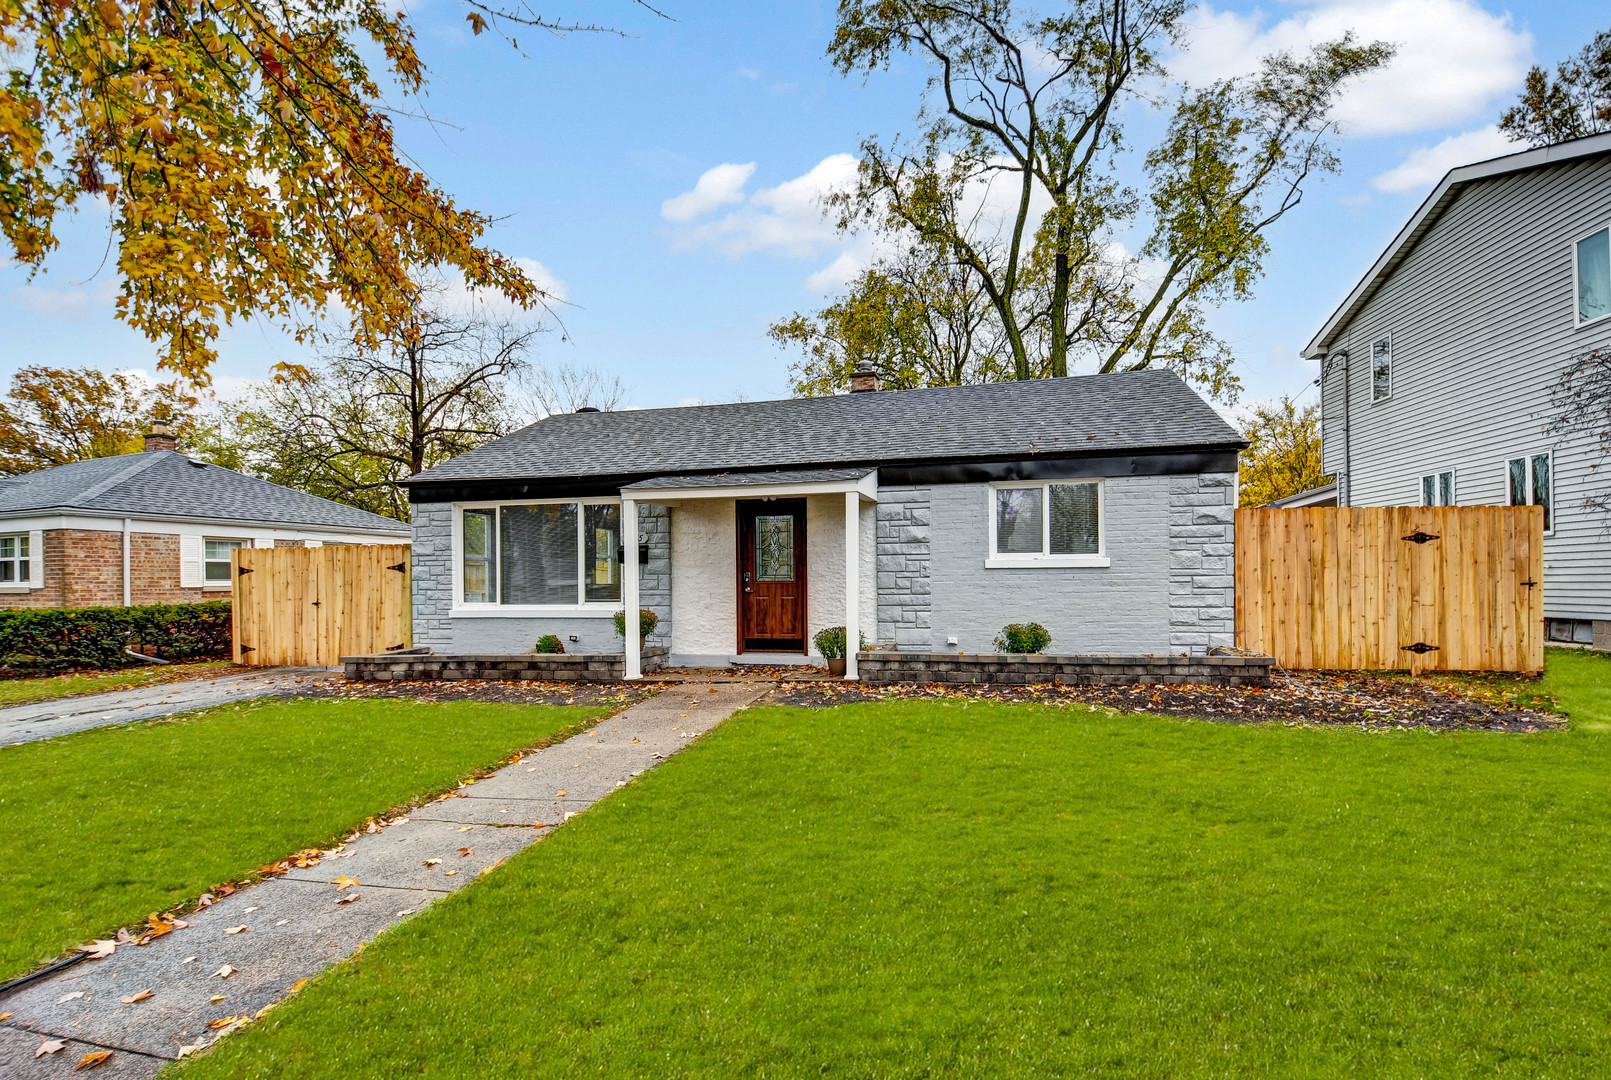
1308 133 1611 649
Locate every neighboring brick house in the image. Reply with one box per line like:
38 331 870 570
0 424 410 609
401 368 1245 678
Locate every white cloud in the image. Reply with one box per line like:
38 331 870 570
661 162 757 223
735 66 759 80
436 256 569 319
665 154 858 259
1173 0 1532 137
11 277 119 318
1372 124 1517 193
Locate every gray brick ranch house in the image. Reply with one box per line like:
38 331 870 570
402 368 1244 679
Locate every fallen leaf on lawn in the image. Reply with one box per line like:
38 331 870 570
196 893 216 907
207 1016 239 1029
422 858 442 867
210 995 227 1004
57 991 85 1004
555 790 567 797
336 893 360 905
74 1049 112 1070
286 978 309 993
182 956 197 964
458 847 473 857
213 965 236 979
477 859 506 877
456 825 473 832
223 925 249 935
176 1043 204 1058
564 811 578 820
395 909 412 917
37 1039 66 1057
332 876 358 891
121 990 153 1003
443 869 458 877
79 940 116 960
253 1003 276 1020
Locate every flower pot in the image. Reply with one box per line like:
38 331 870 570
827 657 847 677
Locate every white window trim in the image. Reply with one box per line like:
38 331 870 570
451 497 627 616
202 536 247 591
0 531 34 591
1503 450 1556 537
984 479 1110 569
1370 333 1393 404
1418 467 1457 507
1572 223 1611 329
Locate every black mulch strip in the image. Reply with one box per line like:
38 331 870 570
766 673 1562 732
297 679 654 708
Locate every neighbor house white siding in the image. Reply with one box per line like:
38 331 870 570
1319 152 1611 622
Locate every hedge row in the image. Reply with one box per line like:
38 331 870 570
0 601 233 671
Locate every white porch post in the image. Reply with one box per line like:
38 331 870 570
844 489 859 681
622 497 641 681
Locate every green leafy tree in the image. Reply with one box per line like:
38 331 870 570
814 0 1391 401
1500 29 1611 147
0 365 203 473
1237 395 1329 507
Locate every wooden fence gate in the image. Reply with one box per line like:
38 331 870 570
1234 506 1544 673
232 544 412 666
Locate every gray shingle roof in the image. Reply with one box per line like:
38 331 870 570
0 451 411 534
623 467 876 490
410 370 1240 487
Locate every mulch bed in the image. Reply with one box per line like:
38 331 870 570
766 672 1562 732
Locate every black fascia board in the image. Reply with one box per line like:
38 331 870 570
405 444 1244 504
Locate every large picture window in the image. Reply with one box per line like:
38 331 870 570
987 480 1106 567
1576 226 1610 325
459 501 622 607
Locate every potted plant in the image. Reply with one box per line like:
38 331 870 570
613 608 660 650
533 634 565 654
993 622 1051 654
813 626 868 676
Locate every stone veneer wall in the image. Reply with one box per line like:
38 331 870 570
876 485 932 649
857 650 1272 686
343 647 669 682
1166 472 1237 653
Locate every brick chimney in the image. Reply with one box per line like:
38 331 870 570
849 359 880 393
144 421 179 454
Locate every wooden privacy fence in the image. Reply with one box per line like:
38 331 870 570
232 544 411 666
1235 506 1544 673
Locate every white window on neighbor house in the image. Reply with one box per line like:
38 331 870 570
986 480 1108 568
458 500 622 608
1576 226 1611 326
1420 469 1455 506
0 533 30 584
1507 453 1553 532
1371 335 1392 402
204 539 246 584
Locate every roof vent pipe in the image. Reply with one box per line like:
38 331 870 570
849 359 879 393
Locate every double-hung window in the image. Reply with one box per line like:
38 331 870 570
1371 335 1392 402
1576 226 1611 326
204 539 245 584
1507 453 1553 532
987 480 1107 567
458 501 622 609
1420 470 1455 506
0 533 30 584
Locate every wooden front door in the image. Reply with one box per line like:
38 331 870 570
737 499 807 652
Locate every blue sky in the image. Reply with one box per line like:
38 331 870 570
2 0 1605 415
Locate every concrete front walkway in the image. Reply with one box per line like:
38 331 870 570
0 668 335 746
0 681 772 1078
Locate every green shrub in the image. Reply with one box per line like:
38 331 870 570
993 622 1051 654
612 608 660 639
0 601 233 672
533 634 565 654
812 626 869 660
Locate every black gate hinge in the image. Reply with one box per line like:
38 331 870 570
1400 642 1440 654
237 565 253 576
1401 531 1440 545
387 562 406 573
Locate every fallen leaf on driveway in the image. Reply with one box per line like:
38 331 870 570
213 965 236 979
182 956 197 964
57 991 85 1004
74 1049 112 1070
207 1016 239 1029
555 790 567 797
287 978 309 993
631 737 640 744
395 909 412 917
121 990 153 1003
79 940 116 960
176 1043 204 1058
458 847 473 857
224 925 249 935
243 906 258 914
336 893 360 905
0 1012 10 1020
332 876 358 891
422 859 441 867
456 825 473 832
210 995 227 1004
37 1039 66 1057
443 869 458 877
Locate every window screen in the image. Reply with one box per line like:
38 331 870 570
462 509 496 604
995 488 1044 554
1578 227 1611 323
1049 483 1099 554
584 503 622 602
500 503 578 605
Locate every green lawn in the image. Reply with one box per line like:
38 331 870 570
0 696 611 982
0 661 236 707
176 648 1611 1079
